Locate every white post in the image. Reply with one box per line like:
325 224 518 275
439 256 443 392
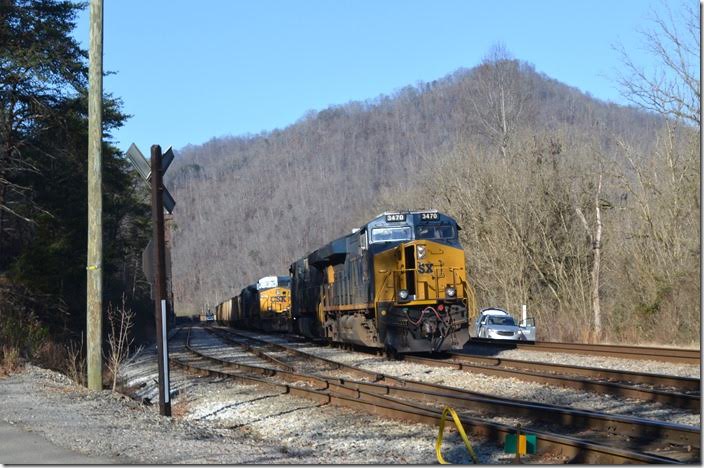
521 304 527 326
161 299 170 404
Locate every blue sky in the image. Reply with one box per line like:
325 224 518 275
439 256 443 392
71 0 693 152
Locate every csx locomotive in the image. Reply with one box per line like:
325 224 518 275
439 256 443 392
216 210 476 354
215 275 292 332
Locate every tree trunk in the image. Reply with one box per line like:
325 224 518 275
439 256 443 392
576 173 603 341
591 175 603 338
0 183 5 266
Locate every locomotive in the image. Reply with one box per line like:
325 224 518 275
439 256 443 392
255 275 292 332
215 275 292 332
290 210 475 353
215 210 476 354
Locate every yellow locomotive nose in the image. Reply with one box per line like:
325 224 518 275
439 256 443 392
395 239 468 305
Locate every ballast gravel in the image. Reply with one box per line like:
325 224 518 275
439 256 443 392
0 324 698 464
231 329 701 428
463 343 701 379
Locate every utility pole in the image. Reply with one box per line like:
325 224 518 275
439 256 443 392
86 0 103 391
151 145 172 416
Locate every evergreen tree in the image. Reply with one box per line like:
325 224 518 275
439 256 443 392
0 0 151 358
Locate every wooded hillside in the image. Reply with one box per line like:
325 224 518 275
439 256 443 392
167 48 699 344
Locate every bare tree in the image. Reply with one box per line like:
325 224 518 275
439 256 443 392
468 43 534 158
575 171 604 340
105 294 136 392
614 1 700 125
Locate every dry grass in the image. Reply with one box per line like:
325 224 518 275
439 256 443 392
64 338 86 386
35 340 68 371
0 345 22 376
171 400 191 418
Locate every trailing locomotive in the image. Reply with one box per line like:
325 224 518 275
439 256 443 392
215 276 292 332
255 275 292 332
290 210 476 353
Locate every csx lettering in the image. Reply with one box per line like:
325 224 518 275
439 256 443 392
418 262 434 273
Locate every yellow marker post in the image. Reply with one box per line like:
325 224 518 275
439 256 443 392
435 406 479 464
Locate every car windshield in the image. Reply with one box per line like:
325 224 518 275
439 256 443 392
488 316 516 326
415 224 455 240
371 226 412 243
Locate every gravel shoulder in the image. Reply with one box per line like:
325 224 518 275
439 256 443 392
0 364 289 464
0 360 507 464
0 421 119 464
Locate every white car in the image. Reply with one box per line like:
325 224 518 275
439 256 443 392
475 307 536 341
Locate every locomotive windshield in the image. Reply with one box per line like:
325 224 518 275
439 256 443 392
278 277 291 288
371 226 412 243
415 224 455 240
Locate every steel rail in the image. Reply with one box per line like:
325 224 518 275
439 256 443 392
231 338 295 372
174 327 687 464
282 327 700 399
402 354 700 410
203 326 700 449
447 352 700 391
470 338 701 364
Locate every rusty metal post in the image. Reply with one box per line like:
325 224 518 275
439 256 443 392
86 0 103 391
150 145 171 416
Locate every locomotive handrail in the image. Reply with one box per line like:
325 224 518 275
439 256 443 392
372 270 394 327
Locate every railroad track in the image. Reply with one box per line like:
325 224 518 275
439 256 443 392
171 325 700 463
470 338 701 364
402 353 700 410
277 327 700 409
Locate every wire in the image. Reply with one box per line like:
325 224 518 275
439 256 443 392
405 308 427 326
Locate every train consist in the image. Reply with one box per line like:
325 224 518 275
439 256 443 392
215 210 477 354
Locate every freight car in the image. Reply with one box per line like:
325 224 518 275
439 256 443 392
290 210 476 354
214 299 233 325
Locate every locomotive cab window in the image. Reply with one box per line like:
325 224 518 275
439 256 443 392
360 230 368 251
415 224 455 240
370 226 412 243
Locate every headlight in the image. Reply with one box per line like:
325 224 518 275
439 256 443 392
445 286 456 297
416 245 426 259
398 289 409 301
